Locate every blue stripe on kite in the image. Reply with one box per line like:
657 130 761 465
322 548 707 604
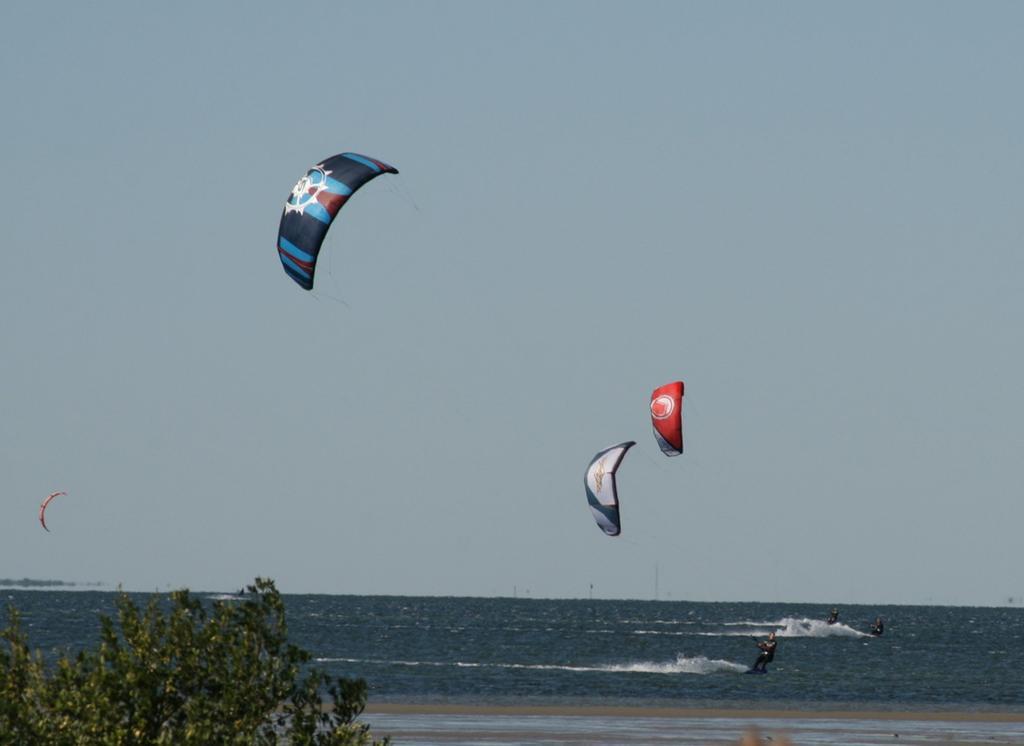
325 177 353 195
303 202 332 224
343 153 383 172
285 266 313 290
278 251 311 280
278 236 315 263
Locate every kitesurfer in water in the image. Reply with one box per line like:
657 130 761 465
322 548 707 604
750 631 777 672
826 608 839 625
870 617 884 636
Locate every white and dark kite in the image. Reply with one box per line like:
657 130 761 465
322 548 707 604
583 442 635 537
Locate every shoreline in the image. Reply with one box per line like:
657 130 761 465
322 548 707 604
365 703 1024 723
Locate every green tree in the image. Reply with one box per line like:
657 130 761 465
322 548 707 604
0 579 389 745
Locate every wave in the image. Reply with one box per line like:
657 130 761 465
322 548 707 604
315 654 747 676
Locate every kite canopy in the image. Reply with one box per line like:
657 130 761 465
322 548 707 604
583 441 635 537
39 491 66 532
277 152 398 290
650 381 684 456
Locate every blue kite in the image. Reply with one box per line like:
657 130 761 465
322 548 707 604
277 152 398 290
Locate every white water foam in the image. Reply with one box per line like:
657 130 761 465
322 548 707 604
702 617 871 638
774 616 871 638
205 593 244 601
598 654 748 675
315 654 748 675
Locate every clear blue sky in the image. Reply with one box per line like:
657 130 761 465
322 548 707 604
2 1 1022 605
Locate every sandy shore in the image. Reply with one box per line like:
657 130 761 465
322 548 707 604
363 704 1024 745
366 703 1024 722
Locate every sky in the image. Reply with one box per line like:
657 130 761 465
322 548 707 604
2 1 1022 606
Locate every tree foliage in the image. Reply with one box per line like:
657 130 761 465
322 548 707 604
0 579 389 745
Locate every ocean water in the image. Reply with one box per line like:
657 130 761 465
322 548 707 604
5 591 1024 743
5 591 1023 711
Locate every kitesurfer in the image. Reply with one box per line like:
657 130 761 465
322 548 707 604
870 617 884 636
750 631 777 672
826 608 839 625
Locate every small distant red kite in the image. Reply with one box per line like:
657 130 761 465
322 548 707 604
39 491 67 532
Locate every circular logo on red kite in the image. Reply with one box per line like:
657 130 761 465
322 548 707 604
651 395 675 420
